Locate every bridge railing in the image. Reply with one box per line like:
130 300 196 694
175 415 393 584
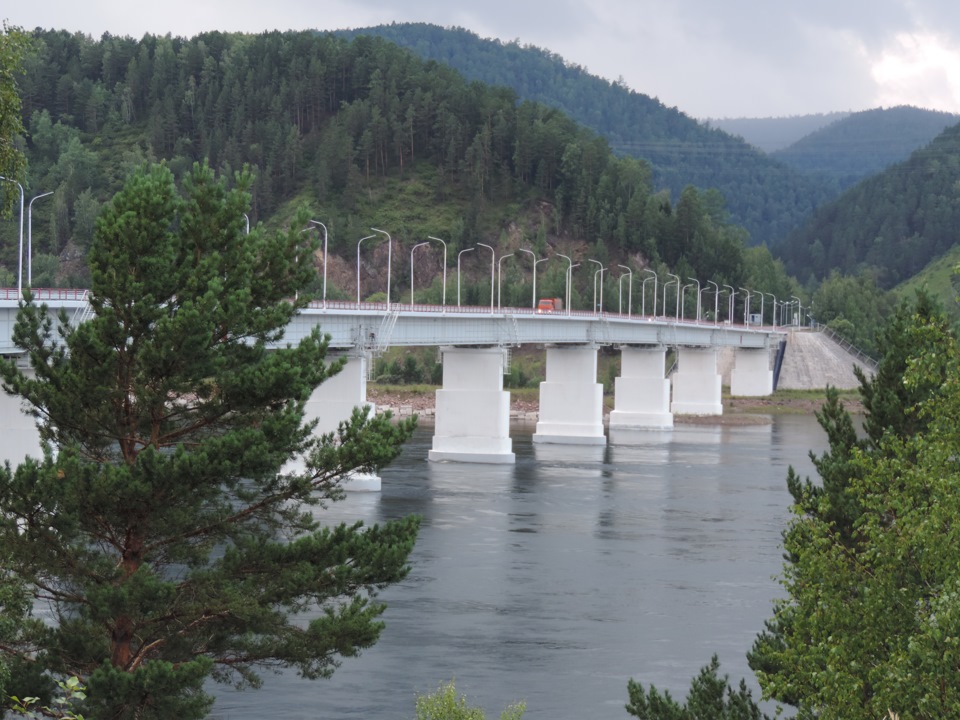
4 290 783 334
303 299 775 331
0 287 90 302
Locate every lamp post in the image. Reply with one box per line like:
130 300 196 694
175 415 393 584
557 253 574 315
243 213 250 235
457 247 474 307
641 269 657 317
757 292 765 329
588 259 604 314
356 234 376 306
618 264 633 317
740 287 752 325
370 227 393 311
517 248 537 309
707 281 720 325
427 236 448 309
723 284 736 323
791 295 801 326
680 283 693 320
765 293 777 328
666 273 680 321
410 241 429 305
27 191 53 287
497 253 514 310
687 277 701 322
0 176 25 296
477 242 495 312
307 220 328 308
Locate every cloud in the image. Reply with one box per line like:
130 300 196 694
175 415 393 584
7 0 960 117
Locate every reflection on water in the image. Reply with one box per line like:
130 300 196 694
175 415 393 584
206 414 828 719
1 411 827 719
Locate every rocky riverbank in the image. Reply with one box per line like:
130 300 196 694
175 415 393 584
366 387 863 425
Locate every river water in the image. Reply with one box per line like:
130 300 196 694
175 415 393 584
211 414 827 719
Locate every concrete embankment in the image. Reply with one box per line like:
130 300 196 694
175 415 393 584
775 329 870 391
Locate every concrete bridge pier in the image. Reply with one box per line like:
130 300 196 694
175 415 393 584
730 347 774 397
429 347 515 464
533 345 606 445
608 345 673 429
671 347 723 416
301 351 380 491
0 366 43 468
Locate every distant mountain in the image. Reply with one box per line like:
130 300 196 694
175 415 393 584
334 23 833 246
770 106 960 191
705 113 850 153
780 121 960 289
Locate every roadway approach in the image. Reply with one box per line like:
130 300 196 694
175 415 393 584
1 289 787 484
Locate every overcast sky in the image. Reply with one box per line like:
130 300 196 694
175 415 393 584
6 0 960 119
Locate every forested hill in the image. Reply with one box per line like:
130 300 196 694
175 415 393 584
706 113 850 153
334 23 834 246
779 121 960 288
8 28 754 301
770 106 960 191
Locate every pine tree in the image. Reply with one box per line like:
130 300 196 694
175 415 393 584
0 162 419 719
748 290 955 715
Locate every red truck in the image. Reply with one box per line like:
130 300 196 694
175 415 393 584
536 297 564 313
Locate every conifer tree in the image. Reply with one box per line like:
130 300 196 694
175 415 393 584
0 162 419 719
748 290 955 715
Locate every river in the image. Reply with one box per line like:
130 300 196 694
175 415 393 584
212 414 827 719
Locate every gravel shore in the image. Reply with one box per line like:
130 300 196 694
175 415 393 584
366 387 862 425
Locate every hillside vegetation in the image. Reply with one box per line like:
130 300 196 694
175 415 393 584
771 106 960 191
5 28 760 315
334 23 834 246
780 122 960 289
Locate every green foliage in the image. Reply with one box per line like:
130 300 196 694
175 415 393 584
626 656 770 720
0 22 29 217
10 676 87 719
338 23 838 247
810 270 895 355
414 680 525 720
782 121 960 288
750 291 960 718
0 163 419 719
12 28 765 299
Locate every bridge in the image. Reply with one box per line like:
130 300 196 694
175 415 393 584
1 288 786 478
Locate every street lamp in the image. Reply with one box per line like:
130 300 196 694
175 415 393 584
243 213 250 235
370 227 393 312
791 295 801 326
740 287 752 325
687 277 701 322
641 269 657 318
307 220 328 308
765 293 777 328
618 264 633 317
356 234 376 305
723 284 736 323
477 242 495 311
27 191 53 287
427 236 448 309
666 273 680 321
517 248 535 308
0 176 25 296
557 253 574 315
410 241 429 305
707 281 720 325
680 283 694 320
497 253 514 310
457 247 474 307
588 259 604 314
